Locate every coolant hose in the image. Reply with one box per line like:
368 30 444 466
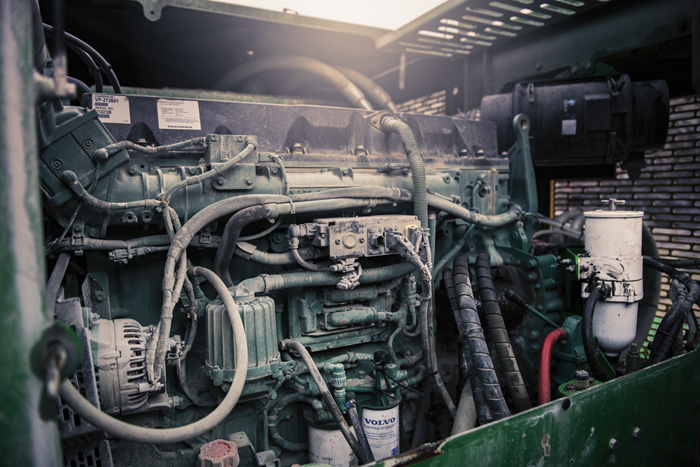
474 253 531 412
380 115 428 229
214 55 373 111
335 66 398 112
58 266 248 443
539 328 568 405
453 254 510 419
443 268 492 425
283 341 373 465
215 204 274 286
582 287 610 382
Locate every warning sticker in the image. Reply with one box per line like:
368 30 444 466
562 119 577 136
92 94 130 124
157 99 201 130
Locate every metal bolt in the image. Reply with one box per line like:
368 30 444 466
50 159 63 170
94 291 106 302
188 168 197 175
458 149 469 158
216 177 225 186
82 138 94 149
245 177 253 186
128 165 138 176
609 438 618 451
632 427 642 439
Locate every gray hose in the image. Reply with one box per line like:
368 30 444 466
430 196 521 228
452 254 510 420
235 262 416 297
335 66 398 112
46 252 71 318
214 55 373 111
380 115 428 230
160 140 256 203
474 253 531 412
451 381 477 435
60 170 161 211
283 341 373 464
58 265 248 443
93 137 205 162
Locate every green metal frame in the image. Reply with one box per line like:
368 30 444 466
0 0 62 464
383 348 700 466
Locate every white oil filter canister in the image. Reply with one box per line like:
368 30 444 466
308 423 358 467
361 405 400 461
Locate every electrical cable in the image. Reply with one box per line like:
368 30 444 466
58 266 247 443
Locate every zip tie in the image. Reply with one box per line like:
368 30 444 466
287 196 296 215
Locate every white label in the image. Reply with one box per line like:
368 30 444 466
362 407 400 461
157 99 201 130
92 94 130 124
562 119 577 135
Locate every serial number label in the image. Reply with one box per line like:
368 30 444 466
157 99 201 130
92 94 131 124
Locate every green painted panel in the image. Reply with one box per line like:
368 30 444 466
380 348 700 466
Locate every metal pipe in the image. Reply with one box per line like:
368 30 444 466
214 55 373 110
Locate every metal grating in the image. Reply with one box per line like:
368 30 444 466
377 0 612 58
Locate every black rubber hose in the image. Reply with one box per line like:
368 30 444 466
474 253 531 412
335 66 398 112
283 341 373 465
452 255 510 420
443 268 492 425
644 257 700 362
214 55 373 111
68 76 91 98
582 287 610 382
346 400 375 463
43 24 121 93
214 205 273 287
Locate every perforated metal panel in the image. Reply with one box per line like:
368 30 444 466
377 0 611 58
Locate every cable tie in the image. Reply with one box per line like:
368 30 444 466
287 196 296 215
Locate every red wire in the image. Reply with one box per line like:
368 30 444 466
539 328 568 405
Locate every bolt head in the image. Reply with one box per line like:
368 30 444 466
574 370 590 381
632 427 642 439
609 438 618 450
